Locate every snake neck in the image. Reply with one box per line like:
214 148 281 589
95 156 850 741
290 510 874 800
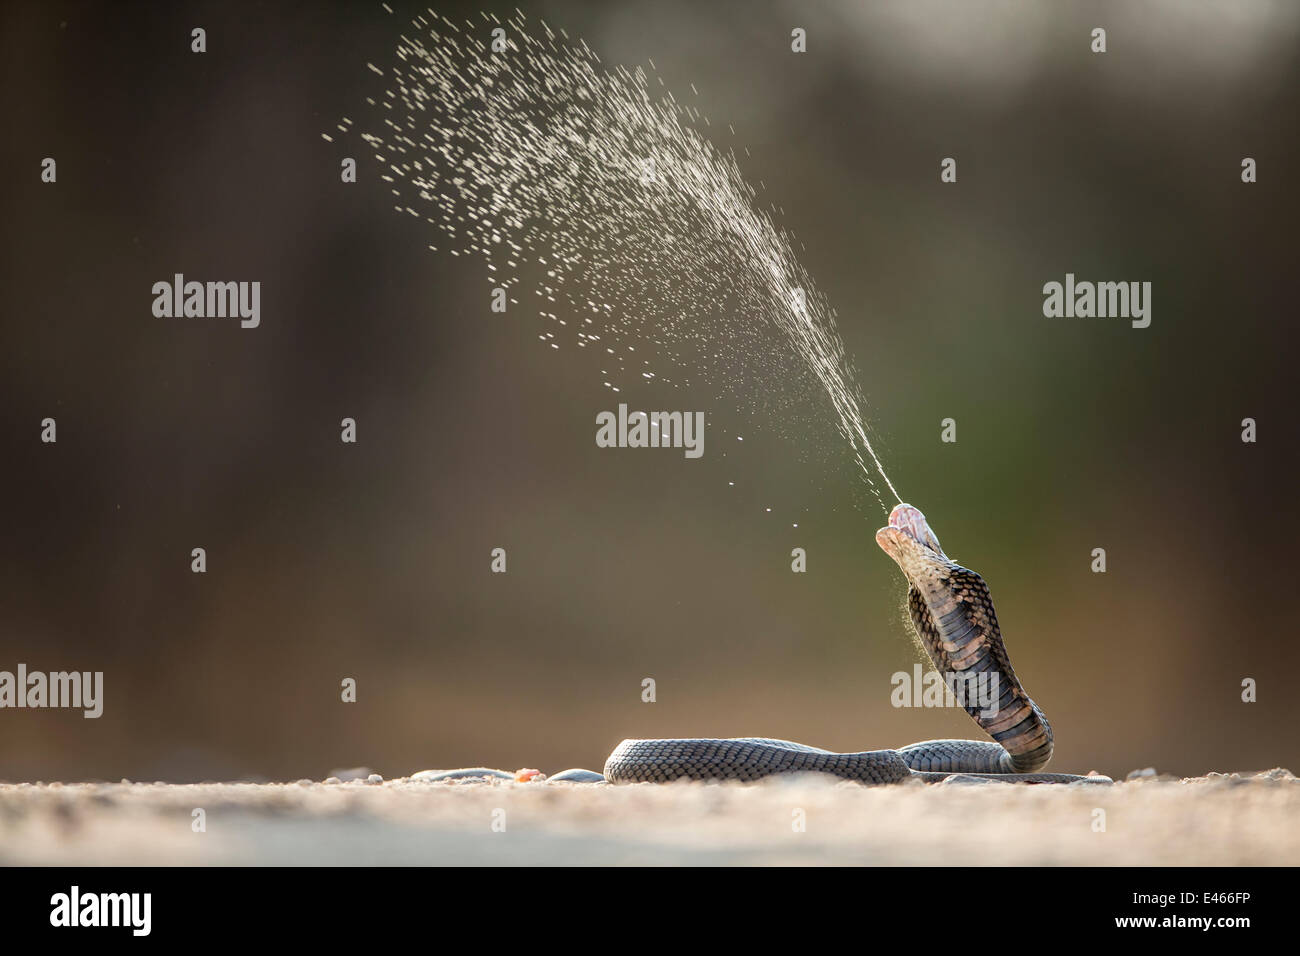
905 568 1054 773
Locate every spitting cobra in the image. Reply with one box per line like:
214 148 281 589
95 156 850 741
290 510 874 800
426 504 1109 786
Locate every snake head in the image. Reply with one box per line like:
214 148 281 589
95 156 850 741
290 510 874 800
875 503 949 579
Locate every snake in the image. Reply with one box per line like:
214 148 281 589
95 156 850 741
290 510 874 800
424 504 1110 786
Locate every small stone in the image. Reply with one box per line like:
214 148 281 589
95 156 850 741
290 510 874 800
940 774 1004 786
323 777 342 785
546 768 606 784
1125 767 1157 781
1259 768 1296 781
411 768 513 782
328 766 375 782
295 779 313 787
366 773 384 784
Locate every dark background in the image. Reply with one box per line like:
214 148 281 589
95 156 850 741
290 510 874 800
1 0 1296 783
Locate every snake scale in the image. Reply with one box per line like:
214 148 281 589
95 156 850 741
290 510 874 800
427 504 1109 786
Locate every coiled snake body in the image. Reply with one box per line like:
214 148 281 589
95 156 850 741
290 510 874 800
432 504 1109 786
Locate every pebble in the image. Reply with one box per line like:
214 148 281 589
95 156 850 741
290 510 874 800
546 769 606 784
939 774 1008 786
328 767 375 782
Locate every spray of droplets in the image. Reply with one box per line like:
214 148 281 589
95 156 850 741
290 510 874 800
326 7 902 512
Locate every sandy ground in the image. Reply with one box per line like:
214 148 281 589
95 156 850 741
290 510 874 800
0 768 1294 866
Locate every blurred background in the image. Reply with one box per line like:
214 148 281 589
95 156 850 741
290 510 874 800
1 0 1297 783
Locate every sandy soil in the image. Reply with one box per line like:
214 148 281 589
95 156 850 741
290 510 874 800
1 768 1294 866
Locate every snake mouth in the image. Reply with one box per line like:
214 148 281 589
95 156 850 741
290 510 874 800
875 503 947 566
